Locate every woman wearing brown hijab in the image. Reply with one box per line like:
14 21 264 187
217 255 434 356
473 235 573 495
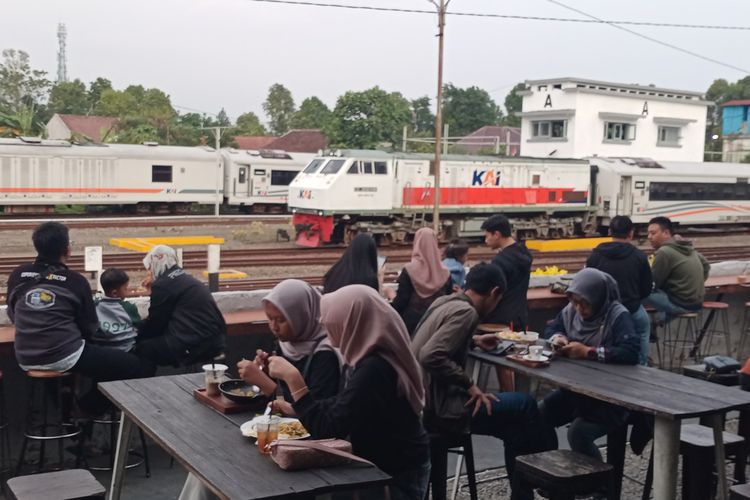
267 285 431 500
391 227 453 336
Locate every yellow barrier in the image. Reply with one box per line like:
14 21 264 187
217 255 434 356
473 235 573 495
109 236 225 252
201 269 248 280
525 237 612 252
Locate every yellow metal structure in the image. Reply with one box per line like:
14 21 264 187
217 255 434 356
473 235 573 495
109 236 225 252
525 237 612 252
200 269 248 279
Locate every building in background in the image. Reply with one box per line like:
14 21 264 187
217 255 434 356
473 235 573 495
517 77 710 162
46 114 116 143
234 129 328 154
453 125 520 155
233 135 277 150
721 100 750 163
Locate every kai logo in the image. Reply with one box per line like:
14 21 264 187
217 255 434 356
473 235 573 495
471 170 502 187
25 288 56 309
298 190 312 199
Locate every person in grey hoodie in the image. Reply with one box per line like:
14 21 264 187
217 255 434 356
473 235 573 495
644 217 710 321
586 216 653 365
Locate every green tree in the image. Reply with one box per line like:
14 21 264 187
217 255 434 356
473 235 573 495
502 83 525 127
48 79 89 115
0 49 50 113
0 104 45 137
442 83 502 137
263 83 295 135
326 86 412 149
88 77 112 111
290 97 331 129
234 111 267 135
94 85 176 144
411 96 434 133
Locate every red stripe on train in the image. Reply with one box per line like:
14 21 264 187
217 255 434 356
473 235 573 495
402 187 586 206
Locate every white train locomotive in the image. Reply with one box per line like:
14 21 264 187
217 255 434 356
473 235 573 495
289 150 750 246
0 137 313 214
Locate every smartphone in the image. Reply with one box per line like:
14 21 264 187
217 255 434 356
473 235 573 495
377 255 387 269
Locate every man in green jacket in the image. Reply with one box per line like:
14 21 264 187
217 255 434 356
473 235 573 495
644 216 710 321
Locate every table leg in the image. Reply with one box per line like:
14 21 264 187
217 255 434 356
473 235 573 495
653 417 680 500
710 414 728 500
108 414 134 500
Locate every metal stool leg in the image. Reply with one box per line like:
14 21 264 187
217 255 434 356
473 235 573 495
738 307 750 359
450 452 464 500
721 309 732 357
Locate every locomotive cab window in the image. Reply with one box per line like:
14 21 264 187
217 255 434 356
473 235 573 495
303 159 325 174
152 165 172 183
374 161 387 174
321 159 346 175
363 161 373 174
347 162 359 174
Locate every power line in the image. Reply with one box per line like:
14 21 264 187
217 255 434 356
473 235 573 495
244 0 750 31
546 0 749 74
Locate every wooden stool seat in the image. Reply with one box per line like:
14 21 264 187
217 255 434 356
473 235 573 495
7 469 105 500
25 370 70 379
680 424 747 500
730 482 750 499
681 423 745 450
512 450 616 500
675 312 700 319
703 301 730 310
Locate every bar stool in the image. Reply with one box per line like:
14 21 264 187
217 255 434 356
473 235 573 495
7 469 105 500
16 371 83 474
661 312 701 371
644 306 663 367
86 408 150 477
428 432 478 500
737 302 750 359
701 301 732 358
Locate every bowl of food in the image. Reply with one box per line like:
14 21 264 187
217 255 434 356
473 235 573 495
219 379 268 407
496 330 540 344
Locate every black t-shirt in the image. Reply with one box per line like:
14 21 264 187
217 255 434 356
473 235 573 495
485 242 533 328
293 354 429 475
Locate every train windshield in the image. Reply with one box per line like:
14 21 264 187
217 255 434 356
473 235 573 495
302 158 325 174
320 159 346 175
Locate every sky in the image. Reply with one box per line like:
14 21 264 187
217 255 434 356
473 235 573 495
2 0 749 123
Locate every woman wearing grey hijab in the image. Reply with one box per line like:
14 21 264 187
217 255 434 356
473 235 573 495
539 268 640 462
136 245 226 373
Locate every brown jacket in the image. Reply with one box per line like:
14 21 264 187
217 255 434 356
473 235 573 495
411 293 479 434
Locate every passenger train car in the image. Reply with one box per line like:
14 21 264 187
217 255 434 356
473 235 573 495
289 150 750 246
0 138 313 213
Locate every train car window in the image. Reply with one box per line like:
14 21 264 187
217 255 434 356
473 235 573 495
303 159 325 174
321 159 346 174
238 168 247 184
650 182 750 201
532 174 541 186
363 162 373 174
152 165 172 183
347 162 359 174
254 169 266 176
271 170 299 186
374 161 387 174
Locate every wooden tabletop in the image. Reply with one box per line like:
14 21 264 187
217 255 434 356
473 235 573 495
99 373 390 500
470 351 750 420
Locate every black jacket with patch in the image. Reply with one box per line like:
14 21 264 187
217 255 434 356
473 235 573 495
8 259 96 366
139 266 226 363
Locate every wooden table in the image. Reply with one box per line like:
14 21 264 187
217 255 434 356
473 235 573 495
469 351 750 500
99 373 390 500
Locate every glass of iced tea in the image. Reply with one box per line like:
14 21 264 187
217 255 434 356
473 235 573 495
255 415 280 455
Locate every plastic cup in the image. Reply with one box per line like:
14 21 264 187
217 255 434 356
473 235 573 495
202 364 228 397
529 345 544 360
254 415 280 454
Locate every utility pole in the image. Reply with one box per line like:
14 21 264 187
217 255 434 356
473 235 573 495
429 0 450 233
201 126 232 216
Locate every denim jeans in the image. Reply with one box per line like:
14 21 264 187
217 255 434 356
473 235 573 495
389 459 431 500
631 305 651 366
540 389 628 461
643 290 698 323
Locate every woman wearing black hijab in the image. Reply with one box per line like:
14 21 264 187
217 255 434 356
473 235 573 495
322 233 380 294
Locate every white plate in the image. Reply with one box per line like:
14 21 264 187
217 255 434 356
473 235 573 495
240 416 311 440
522 354 550 363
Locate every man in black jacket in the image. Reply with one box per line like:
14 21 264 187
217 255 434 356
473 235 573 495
136 245 226 372
7 222 145 415
480 214 533 330
586 216 653 365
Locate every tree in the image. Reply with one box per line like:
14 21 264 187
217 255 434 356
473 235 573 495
94 85 176 144
502 83 525 127
0 103 45 137
326 86 412 149
0 49 50 113
263 83 295 135
48 79 89 115
442 84 502 137
234 112 267 135
411 96 434 133
290 97 331 129
88 77 112 111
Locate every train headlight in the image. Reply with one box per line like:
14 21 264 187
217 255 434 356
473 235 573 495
318 211 323 216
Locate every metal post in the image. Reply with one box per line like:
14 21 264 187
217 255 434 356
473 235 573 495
430 0 449 233
207 244 220 292
402 125 408 152
443 123 449 155
214 129 221 217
